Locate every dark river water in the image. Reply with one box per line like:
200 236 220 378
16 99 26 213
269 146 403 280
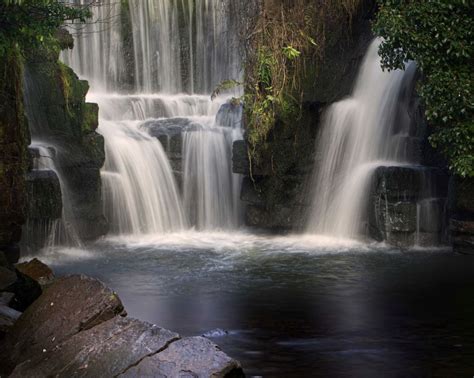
33 231 474 377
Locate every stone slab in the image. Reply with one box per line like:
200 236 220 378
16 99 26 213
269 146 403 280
0 275 124 371
120 336 244 378
11 317 179 377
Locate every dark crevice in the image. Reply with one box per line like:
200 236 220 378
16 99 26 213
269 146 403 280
114 335 182 377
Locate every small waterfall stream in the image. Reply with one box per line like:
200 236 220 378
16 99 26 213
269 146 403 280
306 40 418 239
63 0 243 235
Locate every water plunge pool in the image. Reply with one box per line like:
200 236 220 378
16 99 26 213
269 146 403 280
33 232 474 377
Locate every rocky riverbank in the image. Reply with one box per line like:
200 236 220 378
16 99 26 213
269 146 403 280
0 259 244 377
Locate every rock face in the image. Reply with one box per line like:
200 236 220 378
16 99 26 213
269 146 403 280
0 275 243 377
0 49 30 264
237 1 376 232
368 166 449 247
22 169 63 251
22 41 108 245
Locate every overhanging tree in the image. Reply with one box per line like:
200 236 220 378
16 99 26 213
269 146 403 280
373 0 473 177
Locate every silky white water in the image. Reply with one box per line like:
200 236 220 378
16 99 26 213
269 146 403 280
24 143 83 249
306 40 416 238
63 0 244 235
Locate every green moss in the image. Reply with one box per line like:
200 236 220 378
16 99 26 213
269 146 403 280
83 103 99 134
244 0 362 171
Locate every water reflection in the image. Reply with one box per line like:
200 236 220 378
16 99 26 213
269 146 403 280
31 232 474 377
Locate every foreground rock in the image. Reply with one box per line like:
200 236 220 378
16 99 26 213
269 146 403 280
120 336 244 378
11 317 179 377
0 275 244 377
0 275 124 372
16 258 55 286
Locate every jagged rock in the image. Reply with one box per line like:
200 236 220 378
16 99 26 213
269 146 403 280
0 275 124 373
11 317 179 377
120 336 244 378
16 258 55 286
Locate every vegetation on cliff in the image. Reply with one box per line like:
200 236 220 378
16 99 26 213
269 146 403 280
0 0 90 55
242 0 363 170
373 0 474 177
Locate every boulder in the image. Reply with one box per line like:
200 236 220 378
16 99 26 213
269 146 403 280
11 317 179 377
16 258 55 286
120 336 244 378
0 275 124 372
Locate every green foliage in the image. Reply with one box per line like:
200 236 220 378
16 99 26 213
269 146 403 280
373 0 474 177
210 79 242 101
0 0 90 55
243 0 362 170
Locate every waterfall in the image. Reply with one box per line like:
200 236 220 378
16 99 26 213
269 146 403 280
306 40 417 239
22 142 83 250
63 0 243 235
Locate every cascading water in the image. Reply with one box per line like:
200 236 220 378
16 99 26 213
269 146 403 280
22 143 83 250
63 0 244 235
306 39 417 239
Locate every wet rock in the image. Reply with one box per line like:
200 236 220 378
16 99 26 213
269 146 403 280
120 336 244 378
11 317 179 377
245 204 305 231
240 177 263 205
26 170 62 220
369 165 449 247
16 258 55 286
141 117 188 155
216 102 243 128
0 275 124 372
232 140 250 175
22 52 108 244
